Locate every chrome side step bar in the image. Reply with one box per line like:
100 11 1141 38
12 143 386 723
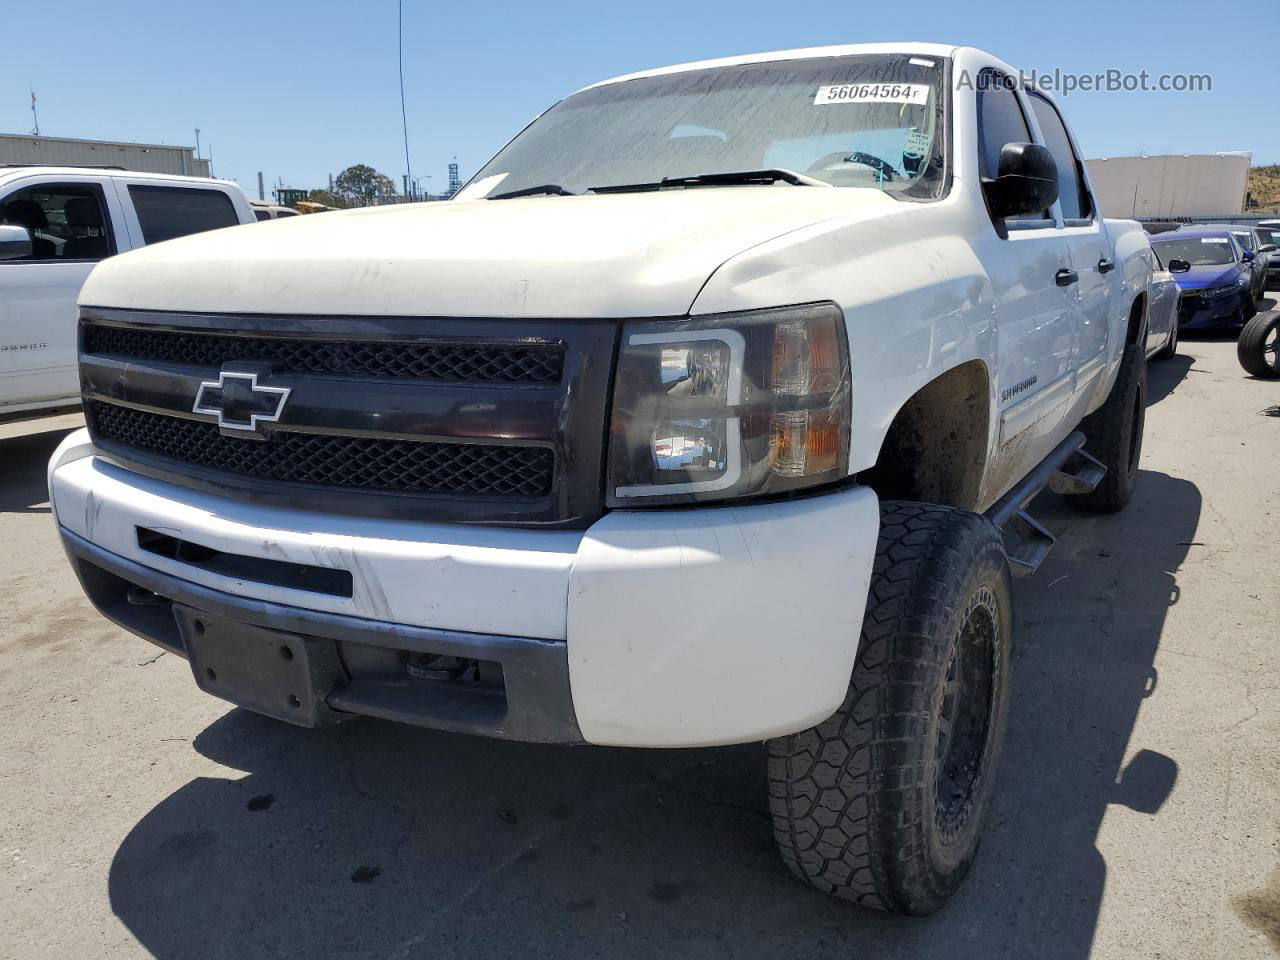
984 432 1106 576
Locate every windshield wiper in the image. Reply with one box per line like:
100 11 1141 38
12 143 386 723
592 168 831 194
488 183 579 200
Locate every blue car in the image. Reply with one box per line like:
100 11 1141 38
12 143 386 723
1150 230 1257 332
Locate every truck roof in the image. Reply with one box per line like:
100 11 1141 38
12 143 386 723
579 42 967 93
0 165 242 190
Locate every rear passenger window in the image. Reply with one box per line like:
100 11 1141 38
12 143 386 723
128 186 239 245
1028 93 1092 221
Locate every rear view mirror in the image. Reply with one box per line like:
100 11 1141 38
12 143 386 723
1260 244 1278 254
983 142 1060 221
0 223 32 261
1242 249 1255 262
1167 258 1191 273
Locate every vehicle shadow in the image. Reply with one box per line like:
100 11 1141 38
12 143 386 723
0 428 77 514
107 470 1199 960
1147 352 1193 406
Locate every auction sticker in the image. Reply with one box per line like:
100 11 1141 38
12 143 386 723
815 83 930 105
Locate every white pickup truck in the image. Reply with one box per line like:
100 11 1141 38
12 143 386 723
0 166 256 422
48 44 1165 915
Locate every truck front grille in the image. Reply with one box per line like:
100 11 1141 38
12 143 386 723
83 324 564 384
89 401 554 497
79 310 618 526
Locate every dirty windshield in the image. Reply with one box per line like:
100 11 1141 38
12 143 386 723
460 54 947 201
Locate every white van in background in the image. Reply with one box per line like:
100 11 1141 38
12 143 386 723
0 166 256 423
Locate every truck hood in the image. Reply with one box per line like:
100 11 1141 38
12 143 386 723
81 188 898 319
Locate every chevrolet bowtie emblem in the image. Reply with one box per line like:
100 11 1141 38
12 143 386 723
192 370 291 433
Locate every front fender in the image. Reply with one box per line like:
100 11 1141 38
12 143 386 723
689 199 998 477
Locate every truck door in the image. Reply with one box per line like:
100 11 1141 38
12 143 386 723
1027 92 1111 403
0 176 128 408
977 70 1076 479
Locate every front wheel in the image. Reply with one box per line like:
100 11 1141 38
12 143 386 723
767 502 1012 915
1238 310 1280 378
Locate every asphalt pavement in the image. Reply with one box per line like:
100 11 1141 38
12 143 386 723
2 318 1278 960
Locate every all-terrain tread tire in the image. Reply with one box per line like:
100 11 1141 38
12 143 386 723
766 501 1012 916
1066 344 1146 513
1237 310 1280 379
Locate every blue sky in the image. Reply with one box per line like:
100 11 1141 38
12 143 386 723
4 0 1276 198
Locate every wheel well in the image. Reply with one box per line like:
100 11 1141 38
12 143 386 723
859 361 990 512
1126 293 1147 345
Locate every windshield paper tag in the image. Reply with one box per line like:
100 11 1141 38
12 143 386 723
904 130 932 156
815 83 930 105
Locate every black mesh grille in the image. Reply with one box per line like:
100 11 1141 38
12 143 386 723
90 402 554 497
83 324 564 384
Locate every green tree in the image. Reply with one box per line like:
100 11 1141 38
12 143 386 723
333 164 397 206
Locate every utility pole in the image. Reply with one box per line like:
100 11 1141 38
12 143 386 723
29 85 39 136
207 144 213 178
257 172 265 201
194 128 201 158
398 0 413 204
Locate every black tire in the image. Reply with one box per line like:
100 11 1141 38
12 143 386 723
1065 344 1146 513
1152 319 1178 361
767 502 1013 916
1237 310 1280 378
1242 291 1257 323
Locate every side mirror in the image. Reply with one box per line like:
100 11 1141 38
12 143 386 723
1241 249 1255 262
0 223 32 261
1167 258 1191 273
982 142 1059 220
1259 244 1278 254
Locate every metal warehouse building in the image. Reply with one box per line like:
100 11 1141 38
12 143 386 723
0 133 210 177
1085 152 1251 219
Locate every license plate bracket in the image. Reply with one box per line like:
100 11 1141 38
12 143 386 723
175 605 349 727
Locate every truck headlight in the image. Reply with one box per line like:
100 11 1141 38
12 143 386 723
606 302 851 506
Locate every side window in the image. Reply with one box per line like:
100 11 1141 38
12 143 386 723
254 209 271 222
976 71 1050 224
0 183 116 262
976 71 1032 180
127 186 239 245
1028 93 1092 221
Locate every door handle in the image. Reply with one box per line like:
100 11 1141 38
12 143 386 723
1055 269 1079 287
1098 258 1116 274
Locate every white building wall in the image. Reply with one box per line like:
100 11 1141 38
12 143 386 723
1085 153 1251 219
